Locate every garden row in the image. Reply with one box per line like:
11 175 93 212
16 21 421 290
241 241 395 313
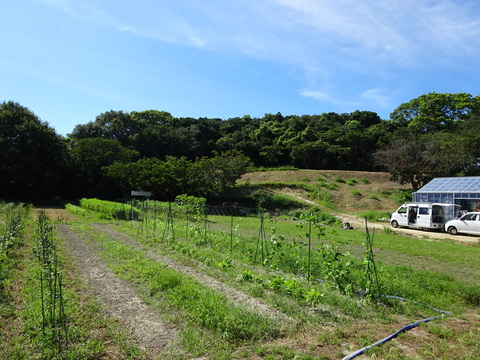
66 197 480 358
0 204 144 359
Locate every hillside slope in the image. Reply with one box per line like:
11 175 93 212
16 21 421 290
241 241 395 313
237 169 410 213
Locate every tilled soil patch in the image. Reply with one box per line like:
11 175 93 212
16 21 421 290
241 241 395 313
56 224 180 358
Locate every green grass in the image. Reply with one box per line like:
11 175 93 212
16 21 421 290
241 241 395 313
5 200 474 359
105 206 479 358
0 210 142 360
112 203 480 314
68 223 283 354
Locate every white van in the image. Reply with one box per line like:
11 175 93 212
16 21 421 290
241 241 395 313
390 203 460 230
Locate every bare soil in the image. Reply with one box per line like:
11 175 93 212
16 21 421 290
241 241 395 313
91 223 294 325
56 223 180 359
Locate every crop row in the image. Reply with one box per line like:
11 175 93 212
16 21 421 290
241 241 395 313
0 203 27 303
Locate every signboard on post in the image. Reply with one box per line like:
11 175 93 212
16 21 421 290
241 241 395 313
131 191 153 199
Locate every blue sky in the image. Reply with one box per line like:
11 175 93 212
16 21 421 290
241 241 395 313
2 0 480 136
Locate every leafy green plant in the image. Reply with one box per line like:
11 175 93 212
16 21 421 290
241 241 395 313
0 203 27 309
79 198 140 220
347 178 357 186
325 182 339 191
351 190 362 197
318 243 353 294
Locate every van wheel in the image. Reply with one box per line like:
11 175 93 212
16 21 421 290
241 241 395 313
391 220 398 228
448 227 458 235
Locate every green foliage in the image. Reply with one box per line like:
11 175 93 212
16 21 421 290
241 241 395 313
390 92 480 133
309 187 336 209
358 210 390 222
346 178 357 185
33 212 68 352
70 138 140 198
251 191 305 210
375 93 480 189
5 94 480 202
0 203 27 306
105 151 252 200
79 198 140 220
0 101 69 201
251 166 298 171
325 183 338 190
392 189 412 204
318 243 353 294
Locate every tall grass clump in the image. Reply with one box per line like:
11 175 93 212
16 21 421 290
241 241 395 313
251 191 306 211
79 198 140 220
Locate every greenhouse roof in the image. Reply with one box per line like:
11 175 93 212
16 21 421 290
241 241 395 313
417 177 480 193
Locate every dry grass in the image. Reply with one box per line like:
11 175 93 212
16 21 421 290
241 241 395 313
238 169 410 212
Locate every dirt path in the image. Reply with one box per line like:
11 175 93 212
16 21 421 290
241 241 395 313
92 223 293 324
333 213 479 244
56 224 180 358
281 193 479 245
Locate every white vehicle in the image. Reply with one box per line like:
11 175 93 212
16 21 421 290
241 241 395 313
390 203 459 230
445 212 480 235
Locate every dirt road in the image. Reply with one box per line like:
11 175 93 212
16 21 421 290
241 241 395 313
334 213 479 245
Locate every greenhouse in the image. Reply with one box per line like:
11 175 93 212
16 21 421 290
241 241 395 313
412 176 480 211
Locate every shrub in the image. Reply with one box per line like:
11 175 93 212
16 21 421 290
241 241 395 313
79 198 140 220
325 183 338 191
346 178 357 186
251 192 305 210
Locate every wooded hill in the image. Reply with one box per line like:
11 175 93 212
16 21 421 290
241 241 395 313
1 92 479 201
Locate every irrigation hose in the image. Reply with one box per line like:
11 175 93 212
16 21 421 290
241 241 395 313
341 295 450 360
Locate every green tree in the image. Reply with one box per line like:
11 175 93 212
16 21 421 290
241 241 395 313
374 134 473 191
105 152 251 200
69 110 138 147
0 101 69 201
390 92 480 133
70 138 140 198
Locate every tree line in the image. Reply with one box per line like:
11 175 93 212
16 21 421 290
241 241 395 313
1 92 479 201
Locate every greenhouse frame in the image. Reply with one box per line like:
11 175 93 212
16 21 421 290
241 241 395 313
412 176 480 211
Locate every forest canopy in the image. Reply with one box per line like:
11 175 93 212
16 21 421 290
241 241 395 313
1 92 479 201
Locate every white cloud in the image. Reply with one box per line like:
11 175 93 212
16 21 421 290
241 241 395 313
359 88 392 109
301 90 335 103
35 0 480 113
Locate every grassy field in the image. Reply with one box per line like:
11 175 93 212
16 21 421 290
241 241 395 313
1 170 479 359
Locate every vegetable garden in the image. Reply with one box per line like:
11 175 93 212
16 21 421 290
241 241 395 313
1 199 479 359
73 197 479 359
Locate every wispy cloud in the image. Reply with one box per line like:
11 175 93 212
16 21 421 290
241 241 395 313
38 0 480 63
36 0 480 113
